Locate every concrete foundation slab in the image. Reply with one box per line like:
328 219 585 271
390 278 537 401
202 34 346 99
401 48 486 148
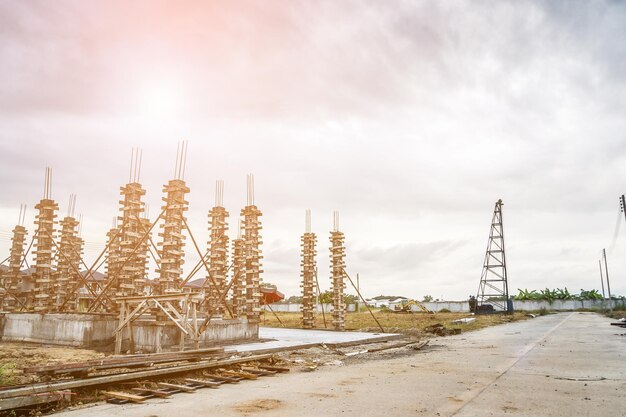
0 314 259 352
129 319 258 352
227 327 402 353
0 313 117 347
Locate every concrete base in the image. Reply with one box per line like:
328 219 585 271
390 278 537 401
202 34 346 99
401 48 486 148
0 314 259 352
0 313 117 347
128 319 258 353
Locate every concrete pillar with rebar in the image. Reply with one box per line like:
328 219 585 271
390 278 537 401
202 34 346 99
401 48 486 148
300 209 317 329
1 205 28 312
33 167 59 312
206 180 229 318
156 143 190 296
54 194 81 311
241 174 263 323
330 211 346 331
231 225 246 319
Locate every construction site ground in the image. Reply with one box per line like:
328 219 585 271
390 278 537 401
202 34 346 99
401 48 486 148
0 311 526 387
261 309 531 335
49 312 625 417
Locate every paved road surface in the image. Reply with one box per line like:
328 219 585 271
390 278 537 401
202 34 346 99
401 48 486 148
56 312 625 417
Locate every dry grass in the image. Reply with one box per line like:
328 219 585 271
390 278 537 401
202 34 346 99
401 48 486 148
260 309 530 336
0 342 105 386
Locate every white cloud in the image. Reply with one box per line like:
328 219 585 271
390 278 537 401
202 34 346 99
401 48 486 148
0 0 625 300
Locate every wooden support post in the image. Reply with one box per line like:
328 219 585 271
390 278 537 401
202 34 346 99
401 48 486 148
156 325 162 354
343 268 384 333
192 300 199 350
179 296 189 351
115 301 126 355
127 310 135 354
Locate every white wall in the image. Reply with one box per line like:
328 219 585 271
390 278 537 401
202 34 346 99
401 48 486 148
264 303 333 313
264 299 626 313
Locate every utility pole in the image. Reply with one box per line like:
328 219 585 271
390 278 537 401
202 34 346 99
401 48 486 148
356 273 360 312
602 248 612 313
598 259 605 299
620 195 626 222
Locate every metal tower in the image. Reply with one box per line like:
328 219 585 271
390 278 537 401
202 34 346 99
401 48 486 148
475 199 510 313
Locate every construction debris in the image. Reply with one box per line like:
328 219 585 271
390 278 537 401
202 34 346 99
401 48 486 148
0 354 274 411
451 317 476 324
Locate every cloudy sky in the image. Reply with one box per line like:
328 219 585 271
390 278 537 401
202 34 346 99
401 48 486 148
0 0 625 300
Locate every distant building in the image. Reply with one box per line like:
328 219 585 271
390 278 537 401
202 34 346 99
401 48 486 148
365 295 408 308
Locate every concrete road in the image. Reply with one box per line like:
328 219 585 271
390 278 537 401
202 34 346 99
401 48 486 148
56 313 625 417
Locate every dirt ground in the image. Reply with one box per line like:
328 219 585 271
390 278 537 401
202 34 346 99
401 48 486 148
261 310 530 336
0 343 105 387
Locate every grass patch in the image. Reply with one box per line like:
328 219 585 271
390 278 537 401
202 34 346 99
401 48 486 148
0 362 16 386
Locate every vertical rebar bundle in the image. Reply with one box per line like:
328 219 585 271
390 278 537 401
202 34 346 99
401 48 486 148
206 180 229 317
156 143 190 295
115 182 149 298
330 211 346 331
1 205 27 312
241 174 263 323
54 194 81 310
230 221 245 318
300 209 317 329
33 167 59 312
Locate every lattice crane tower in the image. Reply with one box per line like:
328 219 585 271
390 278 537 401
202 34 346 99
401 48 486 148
300 209 317 329
241 174 263 323
1 205 28 312
231 220 246 318
475 199 511 313
330 211 346 331
33 167 59 312
206 180 229 317
54 194 82 311
156 142 189 295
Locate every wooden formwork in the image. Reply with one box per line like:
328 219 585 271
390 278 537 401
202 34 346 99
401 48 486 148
1 224 27 312
300 232 317 329
114 182 149 300
33 198 59 312
206 204 229 318
330 216 346 331
156 179 189 295
241 205 263 323
230 234 246 318
54 216 82 310
105 225 121 309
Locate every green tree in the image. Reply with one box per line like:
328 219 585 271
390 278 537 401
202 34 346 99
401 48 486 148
318 290 333 304
345 294 357 304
